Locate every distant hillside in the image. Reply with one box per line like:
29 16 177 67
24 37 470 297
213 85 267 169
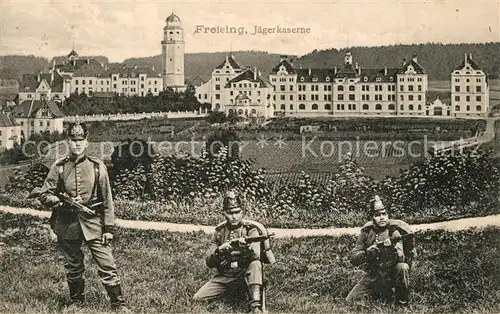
1 43 499 82
0 55 50 81
297 43 500 80
123 51 284 82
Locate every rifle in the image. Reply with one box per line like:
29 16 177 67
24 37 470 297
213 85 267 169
219 233 275 268
29 187 101 216
374 230 421 248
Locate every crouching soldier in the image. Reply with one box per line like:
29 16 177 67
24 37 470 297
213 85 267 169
193 191 276 313
346 196 416 306
30 121 128 311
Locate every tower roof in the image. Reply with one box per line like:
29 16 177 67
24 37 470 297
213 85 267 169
68 50 78 58
166 13 181 23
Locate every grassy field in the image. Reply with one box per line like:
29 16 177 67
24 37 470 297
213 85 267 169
1 212 500 313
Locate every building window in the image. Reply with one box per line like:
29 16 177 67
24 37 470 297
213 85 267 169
418 105 422 110
400 104 404 110
363 104 369 110
466 105 470 111
349 94 355 101
338 85 344 91
455 86 460 92
400 85 404 92
299 104 305 110
418 95 422 101
476 86 482 92
280 104 285 110
455 105 460 111
476 105 482 111
409 95 414 101
375 104 382 110
325 104 331 110
290 104 293 110
476 96 482 101
409 104 414 110
466 96 470 102
312 104 318 110
349 85 355 91
408 85 414 91
388 104 395 110
455 96 460 101
338 95 344 101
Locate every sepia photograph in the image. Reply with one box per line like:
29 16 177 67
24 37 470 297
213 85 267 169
0 0 499 313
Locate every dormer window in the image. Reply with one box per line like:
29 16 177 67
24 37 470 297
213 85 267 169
466 67 470 70
455 71 459 74
476 71 481 74
312 76 318 82
363 77 368 82
389 77 394 82
300 77 305 82
326 77 330 82
376 77 381 82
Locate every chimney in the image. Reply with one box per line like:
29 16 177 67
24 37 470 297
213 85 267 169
384 66 387 76
412 54 418 63
402 58 406 66
134 65 138 70
308 68 311 75
254 67 257 80
334 66 337 75
280 55 287 62
289 57 294 66
358 66 361 76
226 54 229 63
151 65 155 71
86 59 89 64
299 64 303 69
73 59 76 67
469 53 472 60
464 53 467 64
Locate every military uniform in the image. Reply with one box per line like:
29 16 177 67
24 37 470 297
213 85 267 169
35 121 127 310
193 193 275 313
346 219 411 303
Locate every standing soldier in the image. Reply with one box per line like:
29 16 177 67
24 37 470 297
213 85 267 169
31 121 128 311
193 191 275 313
346 196 415 306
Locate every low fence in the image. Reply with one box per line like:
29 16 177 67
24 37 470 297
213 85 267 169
65 109 208 122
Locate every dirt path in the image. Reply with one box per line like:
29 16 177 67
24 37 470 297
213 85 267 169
1 205 499 237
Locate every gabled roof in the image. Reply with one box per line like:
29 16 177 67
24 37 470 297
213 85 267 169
359 68 399 82
335 63 358 79
189 75 208 87
107 66 160 78
0 113 18 127
453 55 482 71
271 60 296 74
296 69 335 82
12 99 65 119
216 55 241 70
20 71 66 93
398 58 426 74
225 69 269 88
73 59 107 77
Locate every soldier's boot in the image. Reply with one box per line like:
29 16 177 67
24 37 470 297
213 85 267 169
249 284 263 313
67 279 85 307
105 284 130 312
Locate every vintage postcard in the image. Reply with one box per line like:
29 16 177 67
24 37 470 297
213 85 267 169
0 0 499 313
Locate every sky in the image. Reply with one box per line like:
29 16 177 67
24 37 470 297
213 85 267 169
1 0 499 62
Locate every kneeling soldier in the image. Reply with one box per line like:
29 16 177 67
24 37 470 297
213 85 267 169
193 191 275 313
346 196 415 306
31 121 128 311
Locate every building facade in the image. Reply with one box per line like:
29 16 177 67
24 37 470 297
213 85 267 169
451 53 489 117
195 54 274 118
10 99 65 139
0 113 21 151
267 52 429 117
